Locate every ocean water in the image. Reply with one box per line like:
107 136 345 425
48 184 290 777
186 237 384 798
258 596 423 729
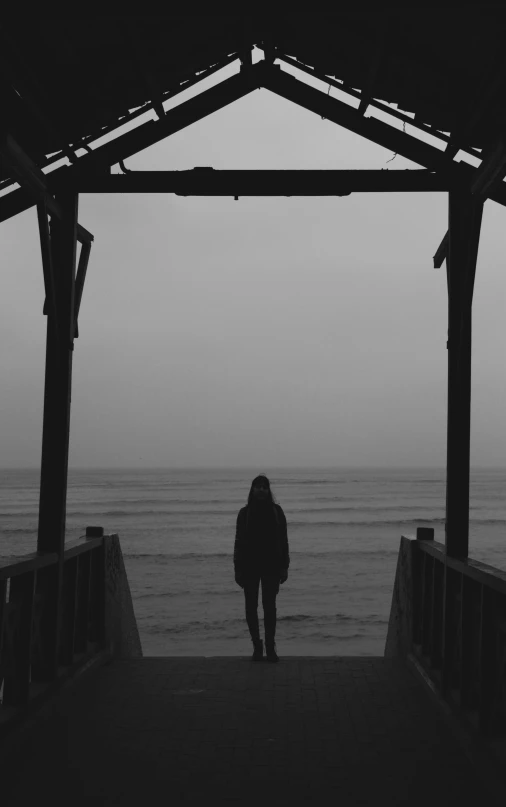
1 467 505 657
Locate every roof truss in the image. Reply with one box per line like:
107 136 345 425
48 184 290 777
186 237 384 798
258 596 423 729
1 58 506 229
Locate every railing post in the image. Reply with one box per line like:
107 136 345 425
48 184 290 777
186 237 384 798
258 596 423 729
58 557 78 666
479 585 498 734
442 565 461 697
89 545 106 645
460 574 475 710
2 572 35 706
74 553 92 654
430 560 444 670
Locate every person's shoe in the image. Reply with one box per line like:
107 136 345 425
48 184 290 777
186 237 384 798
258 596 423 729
251 640 264 662
265 643 279 663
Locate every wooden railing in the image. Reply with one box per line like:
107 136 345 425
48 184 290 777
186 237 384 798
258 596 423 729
410 533 506 737
0 534 105 713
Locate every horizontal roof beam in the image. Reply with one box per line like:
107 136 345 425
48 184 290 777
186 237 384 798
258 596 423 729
76 168 451 195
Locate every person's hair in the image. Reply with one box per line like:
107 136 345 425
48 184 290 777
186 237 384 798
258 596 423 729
247 474 278 507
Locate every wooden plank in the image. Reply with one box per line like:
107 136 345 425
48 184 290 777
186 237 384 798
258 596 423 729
30 563 60 682
0 552 58 580
2 571 35 706
58 557 78 667
74 552 92 655
88 546 105 645
421 553 433 656
479 585 497 733
460 574 476 709
0 578 6 700
441 564 459 696
64 536 103 559
430 558 444 669
411 544 424 646
445 190 484 558
416 536 506 596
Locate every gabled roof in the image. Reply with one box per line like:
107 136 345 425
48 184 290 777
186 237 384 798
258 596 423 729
1 10 506 195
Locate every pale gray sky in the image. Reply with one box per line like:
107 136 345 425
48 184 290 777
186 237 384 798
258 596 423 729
1 58 505 468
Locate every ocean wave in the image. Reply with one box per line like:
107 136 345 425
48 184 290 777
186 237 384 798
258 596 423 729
289 517 446 528
143 613 388 634
123 548 399 562
124 551 231 561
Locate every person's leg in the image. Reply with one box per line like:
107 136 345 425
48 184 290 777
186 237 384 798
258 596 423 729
243 574 262 646
261 573 280 650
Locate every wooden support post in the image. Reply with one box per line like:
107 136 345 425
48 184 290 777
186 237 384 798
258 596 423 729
35 191 78 680
445 188 484 559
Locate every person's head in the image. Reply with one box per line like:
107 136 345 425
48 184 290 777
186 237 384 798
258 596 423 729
247 474 276 507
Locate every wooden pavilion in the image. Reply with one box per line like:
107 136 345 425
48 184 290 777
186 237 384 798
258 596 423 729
1 10 506 762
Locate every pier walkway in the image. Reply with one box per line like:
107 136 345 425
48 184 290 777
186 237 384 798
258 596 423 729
2 655 505 806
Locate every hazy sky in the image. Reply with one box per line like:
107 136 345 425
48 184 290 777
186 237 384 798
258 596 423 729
1 56 505 468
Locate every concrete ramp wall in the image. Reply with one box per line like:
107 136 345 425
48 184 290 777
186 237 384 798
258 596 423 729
103 534 142 658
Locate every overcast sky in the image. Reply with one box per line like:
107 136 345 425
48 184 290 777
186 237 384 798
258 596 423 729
1 57 505 469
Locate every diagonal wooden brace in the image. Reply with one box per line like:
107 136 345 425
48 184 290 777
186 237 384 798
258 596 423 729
74 241 92 338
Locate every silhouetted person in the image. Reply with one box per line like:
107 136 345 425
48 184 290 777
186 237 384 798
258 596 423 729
234 475 290 662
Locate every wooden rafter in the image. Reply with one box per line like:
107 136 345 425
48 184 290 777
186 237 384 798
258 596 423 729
0 52 240 194
120 19 166 120
0 28 77 166
358 21 388 116
260 65 506 206
274 52 483 164
0 64 262 225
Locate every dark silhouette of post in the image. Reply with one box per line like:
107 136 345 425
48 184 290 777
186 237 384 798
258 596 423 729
34 191 78 681
445 187 483 560
442 187 483 697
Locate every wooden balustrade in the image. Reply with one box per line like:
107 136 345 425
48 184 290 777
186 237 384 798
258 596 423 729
0 534 105 712
411 532 506 737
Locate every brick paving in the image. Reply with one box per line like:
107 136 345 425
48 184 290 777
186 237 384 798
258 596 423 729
2 655 503 806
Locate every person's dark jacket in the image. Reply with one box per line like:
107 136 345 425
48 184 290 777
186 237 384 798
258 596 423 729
234 502 290 577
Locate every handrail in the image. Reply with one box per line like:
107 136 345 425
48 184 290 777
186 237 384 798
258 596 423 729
0 534 106 716
416 537 506 596
394 531 506 737
0 552 58 580
0 536 103 581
